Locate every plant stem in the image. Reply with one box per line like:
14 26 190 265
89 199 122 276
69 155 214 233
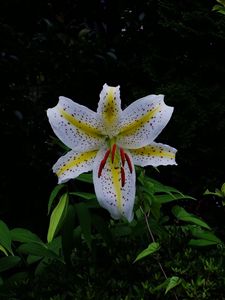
140 206 179 300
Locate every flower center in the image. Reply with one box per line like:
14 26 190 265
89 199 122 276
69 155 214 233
98 143 133 187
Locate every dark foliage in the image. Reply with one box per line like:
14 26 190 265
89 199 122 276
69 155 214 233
1 0 225 231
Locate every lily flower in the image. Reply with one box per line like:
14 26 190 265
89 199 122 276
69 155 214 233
47 84 177 221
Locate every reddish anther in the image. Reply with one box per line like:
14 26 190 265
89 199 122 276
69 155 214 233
124 153 133 173
121 167 126 187
98 149 111 178
111 144 117 163
120 147 125 166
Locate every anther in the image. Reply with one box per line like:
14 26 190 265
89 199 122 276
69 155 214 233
124 153 133 173
121 166 125 187
120 147 125 166
111 144 117 163
98 149 111 178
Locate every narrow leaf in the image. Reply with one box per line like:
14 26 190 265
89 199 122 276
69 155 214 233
70 192 96 200
18 242 58 259
221 183 225 196
0 245 8 256
165 276 182 294
47 193 69 243
189 239 218 247
191 228 222 244
11 228 43 244
48 184 65 215
0 220 12 255
134 242 160 263
172 206 210 229
0 256 21 272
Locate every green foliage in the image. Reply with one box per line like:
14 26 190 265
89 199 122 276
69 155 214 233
204 183 225 206
134 242 160 263
0 171 224 299
213 0 225 15
47 193 69 243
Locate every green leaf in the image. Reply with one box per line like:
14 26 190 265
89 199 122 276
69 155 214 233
165 276 182 294
75 173 93 183
27 255 42 265
221 183 225 196
217 0 225 6
190 228 222 244
69 192 96 200
47 193 69 243
188 239 218 247
75 203 92 249
18 242 58 259
154 193 195 204
0 220 13 255
134 242 160 263
0 256 21 272
11 228 43 244
204 189 224 198
48 184 65 215
0 245 8 256
172 205 210 229
213 4 225 14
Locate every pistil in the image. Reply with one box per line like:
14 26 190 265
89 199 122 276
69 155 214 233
121 166 125 187
111 144 117 163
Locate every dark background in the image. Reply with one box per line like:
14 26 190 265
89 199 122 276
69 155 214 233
1 0 225 235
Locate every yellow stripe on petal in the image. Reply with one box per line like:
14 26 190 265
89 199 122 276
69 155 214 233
102 88 118 123
131 145 175 159
56 150 97 177
130 143 177 167
59 108 103 138
119 106 160 136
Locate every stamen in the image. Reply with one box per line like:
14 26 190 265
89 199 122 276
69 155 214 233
120 147 125 166
121 166 125 187
98 149 111 178
111 144 117 163
124 153 133 173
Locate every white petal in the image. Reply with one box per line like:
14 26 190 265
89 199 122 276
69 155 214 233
117 94 174 149
130 142 177 167
53 149 98 183
93 147 136 222
47 96 105 152
97 83 122 138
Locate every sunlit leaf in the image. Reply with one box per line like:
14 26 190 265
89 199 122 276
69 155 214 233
204 189 224 198
134 242 160 263
172 205 210 229
47 193 69 243
0 220 13 255
0 245 8 256
165 276 182 294
0 256 21 272
48 184 65 215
